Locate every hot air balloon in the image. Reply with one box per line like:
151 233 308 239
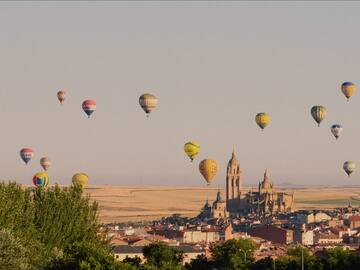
331 124 343 140
184 141 200 162
20 148 34 164
57 90 66 105
311 105 326 127
33 172 49 187
40 157 52 171
82 100 96 118
72 173 89 187
199 159 219 185
341 82 355 101
343 161 356 177
139 93 158 117
255 113 271 130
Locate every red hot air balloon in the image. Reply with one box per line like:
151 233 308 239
57 90 66 105
82 100 96 118
20 148 34 164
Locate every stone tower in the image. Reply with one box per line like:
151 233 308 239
226 149 243 212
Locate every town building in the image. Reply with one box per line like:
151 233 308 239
345 215 360 229
248 225 293 245
112 245 204 264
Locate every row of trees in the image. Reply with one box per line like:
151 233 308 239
1 181 360 270
119 241 360 270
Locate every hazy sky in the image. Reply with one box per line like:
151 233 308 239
1 2 360 186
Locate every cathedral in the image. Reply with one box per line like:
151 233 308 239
199 150 294 220
226 150 294 217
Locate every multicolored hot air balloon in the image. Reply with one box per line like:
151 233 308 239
82 100 96 118
331 124 343 140
72 173 89 187
57 90 66 105
343 161 356 177
199 159 219 185
20 148 34 164
255 113 271 130
311 105 326 127
139 93 158 117
40 157 52 171
341 82 355 101
184 141 200 162
33 172 49 187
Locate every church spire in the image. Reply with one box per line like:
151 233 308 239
264 168 270 181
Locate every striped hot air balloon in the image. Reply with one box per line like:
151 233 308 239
57 90 66 105
33 172 49 187
341 82 355 101
20 148 34 164
139 93 158 117
82 100 96 118
311 105 326 127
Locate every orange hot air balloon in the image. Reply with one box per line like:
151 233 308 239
199 159 219 185
57 90 66 105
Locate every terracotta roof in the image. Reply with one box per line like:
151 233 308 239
349 216 360 222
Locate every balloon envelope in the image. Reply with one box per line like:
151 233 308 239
57 90 66 104
311 105 326 126
40 157 52 171
33 172 49 187
341 82 355 101
184 141 200 162
72 173 89 187
20 148 34 164
82 100 96 118
343 161 356 176
199 159 219 185
139 93 158 116
331 124 343 140
255 113 271 130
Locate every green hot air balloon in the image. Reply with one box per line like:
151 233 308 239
311 105 326 127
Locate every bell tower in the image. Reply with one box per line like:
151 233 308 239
226 149 243 213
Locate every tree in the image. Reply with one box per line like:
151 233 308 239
123 256 142 267
210 239 255 270
142 242 184 270
251 256 274 270
47 241 137 270
185 254 213 270
0 229 28 270
322 247 351 270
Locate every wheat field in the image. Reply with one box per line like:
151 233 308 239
83 185 360 223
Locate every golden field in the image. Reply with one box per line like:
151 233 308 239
84 186 360 223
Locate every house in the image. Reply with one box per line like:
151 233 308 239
112 245 204 264
248 225 293 245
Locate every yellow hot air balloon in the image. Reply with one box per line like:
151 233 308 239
341 82 355 101
139 93 158 117
199 159 219 185
255 113 271 130
184 141 200 162
72 173 89 187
